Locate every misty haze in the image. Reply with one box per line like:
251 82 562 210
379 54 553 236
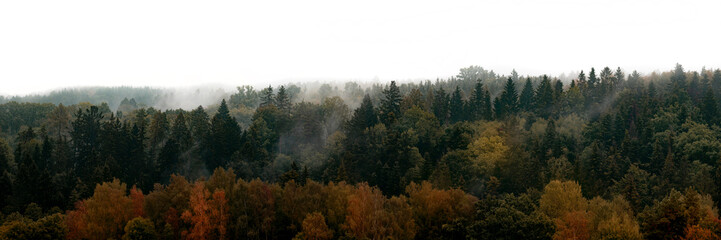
1 1 721 240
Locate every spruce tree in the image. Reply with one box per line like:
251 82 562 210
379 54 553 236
701 88 719 125
209 99 242 170
170 112 192 151
275 85 291 112
535 75 554 117
449 86 465 123
502 78 519 114
260 85 275 106
348 94 377 138
432 87 450 124
380 81 402 125
468 80 485 120
519 78 534 111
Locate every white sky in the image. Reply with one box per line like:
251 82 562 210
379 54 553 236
1 0 720 95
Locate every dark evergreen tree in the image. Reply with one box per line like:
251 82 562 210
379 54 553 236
347 94 378 138
432 87 450 124
170 112 192 151
468 80 486 120
275 85 291 113
379 81 402 125
208 99 242 170
260 85 275 107
534 75 554 118
70 106 103 183
497 78 519 118
519 78 534 111
449 86 465 123
701 88 719 125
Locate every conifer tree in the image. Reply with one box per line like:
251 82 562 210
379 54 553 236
275 85 291 113
519 78 534 111
380 81 402 125
449 86 465 123
701 88 719 125
432 87 449 124
209 99 242 169
260 86 275 107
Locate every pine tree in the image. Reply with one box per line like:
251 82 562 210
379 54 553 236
468 80 485 121
432 87 449 124
501 77 519 115
260 86 275 107
713 69 721 105
519 78 534 111
380 81 402 125
275 85 291 113
71 106 104 182
449 86 465 123
170 112 192 151
147 112 169 156
482 88 493 120
535 75 554 117
348 95 378 138
209 99 242 170
701 88 719 125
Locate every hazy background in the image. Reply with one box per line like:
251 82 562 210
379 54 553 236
1 0 720 95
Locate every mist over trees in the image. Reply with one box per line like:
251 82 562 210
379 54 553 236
3 64 721 239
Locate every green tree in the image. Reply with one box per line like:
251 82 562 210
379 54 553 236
701 88 719 125
276 85 292 113
449 86 465 123
260 85 275 107
519 78 534 111
122 217 157 240
208 99 242 170
432 87 450 124
496 78 519 118
380 81 402 125
535 75 554 117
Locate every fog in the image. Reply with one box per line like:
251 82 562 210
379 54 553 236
1 0 720 96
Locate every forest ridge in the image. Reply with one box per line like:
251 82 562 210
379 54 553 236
1 64 721 239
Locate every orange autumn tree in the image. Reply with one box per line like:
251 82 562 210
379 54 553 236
553 211 590 240
130 185 145 217
182 182 229 240
405 181 477 238
344 183 417 240
66 179 135 240
295 212 333 240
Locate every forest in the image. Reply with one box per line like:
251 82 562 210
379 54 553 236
1 64 721 239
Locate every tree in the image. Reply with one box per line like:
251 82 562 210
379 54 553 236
496 77 519 118
208 99 242 169
468 80 486 120
380 81 402 125
181 182 229 240
80 179 135 240
122 217 157 240
46 103 72 139
260 86 275 107
295 212 333 240
449 86 465 123
71 106 103 182
539 180 587 219
432 87 450 124
535 75 554 117
553 211 590 240
639 189 715 240
170 112 192 151
519 78 535 111
147 111 169 155
276 85 292 113
701 88 719 125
